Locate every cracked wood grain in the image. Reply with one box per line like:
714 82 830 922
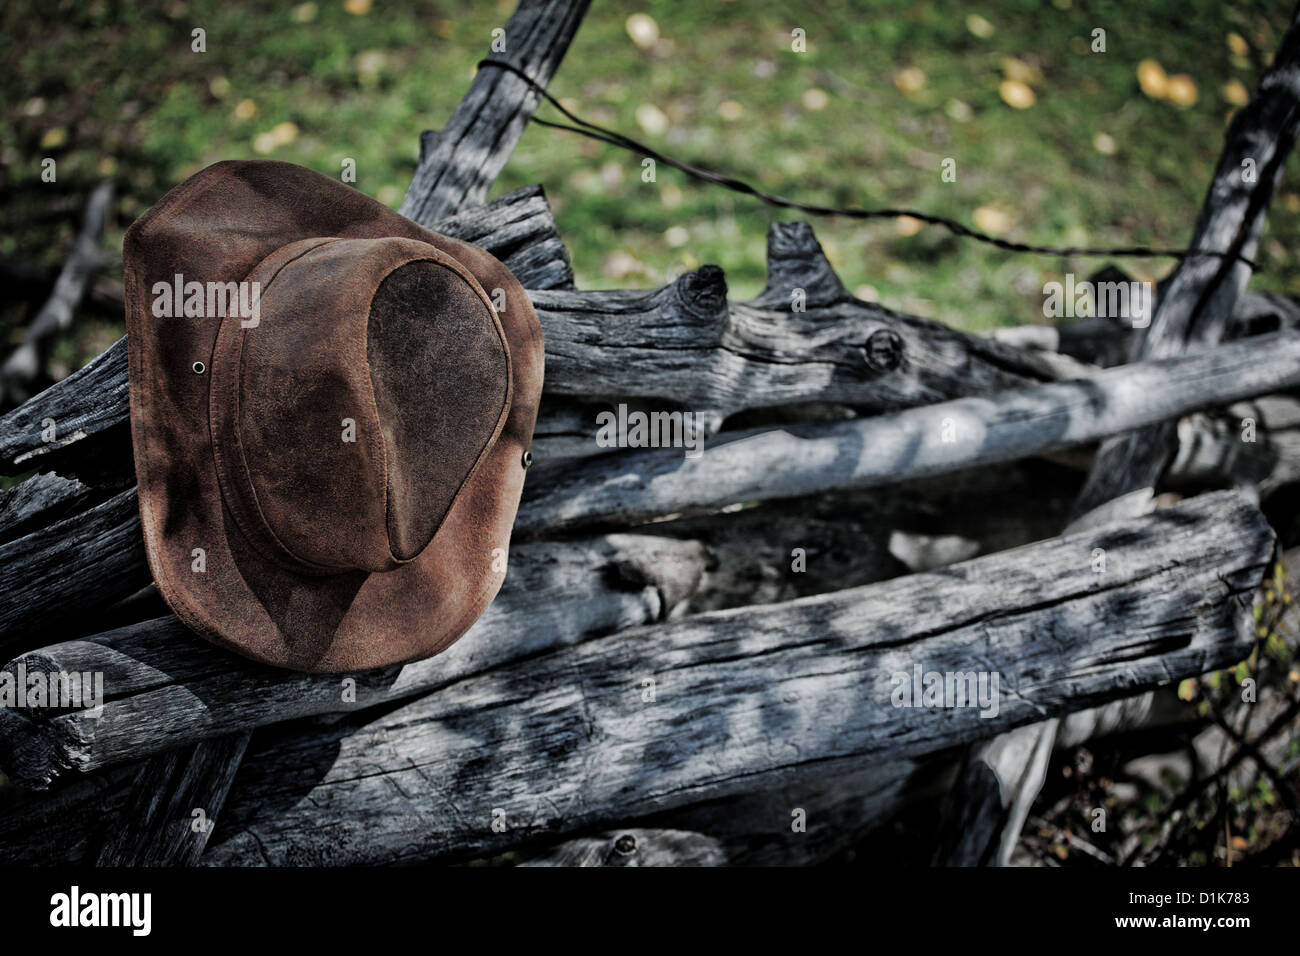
182 491 1269 865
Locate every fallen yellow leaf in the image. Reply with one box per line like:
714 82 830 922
1001 56 1041 84
1093 132 1117 155
973 205 1011 234
1137 59 1169 99
894 67 927 94
802 87 829 111
1166 74 1198 107
625 12 659 50
966 14 994 39
270 121 299 146
1222 79 1249 106
999 79 1036 109
895 216 923 237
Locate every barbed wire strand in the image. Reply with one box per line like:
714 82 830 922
475 58 1258 270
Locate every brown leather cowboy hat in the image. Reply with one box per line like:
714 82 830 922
123 160 543 672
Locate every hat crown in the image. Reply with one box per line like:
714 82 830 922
209 237 512 576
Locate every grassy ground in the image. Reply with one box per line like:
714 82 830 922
1 0 1297 376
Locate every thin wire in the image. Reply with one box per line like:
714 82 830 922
476 58 1258 270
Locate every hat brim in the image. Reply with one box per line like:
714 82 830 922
124 160 543 672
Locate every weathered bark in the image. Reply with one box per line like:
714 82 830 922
93 732 251 866
515 329 1300 537
940 8 1300 867
399 0 592 225
0 488 148 654
0 533 709 788
0 459 1083 789
189 491 1267 866
519 829 729 866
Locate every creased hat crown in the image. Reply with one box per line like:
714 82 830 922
208 236 512 576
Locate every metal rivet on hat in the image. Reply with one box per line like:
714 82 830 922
522 449 534 469
192 361 207 375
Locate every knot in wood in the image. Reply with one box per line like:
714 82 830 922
673 265 728 320
613 834 638 855
863 329 904 372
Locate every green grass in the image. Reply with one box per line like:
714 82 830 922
2 0 1297 373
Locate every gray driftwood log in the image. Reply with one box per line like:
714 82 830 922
399 0 592 226
180 491 1269 865
0 457 1080 789
516 329 1300 536
519 829 729 866
93 732 252 867
938 8 1300 866
5 327 1294 666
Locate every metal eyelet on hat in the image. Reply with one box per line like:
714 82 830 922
521 449 533 469
192 361 207 375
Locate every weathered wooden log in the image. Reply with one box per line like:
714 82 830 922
940 9 1300 867
0 488 149 654
0 689 1185 867
531 221 1064 415
188 491 1268 866
6 328 1298 662
400 0 592 225
515 329 1300 537
0 219 1062 484
0 458 1082 789
1 182 113 407
0 183 571 476
93 732 251 866
0 533 709 788
520 829 728 866
1073 12 1300 518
